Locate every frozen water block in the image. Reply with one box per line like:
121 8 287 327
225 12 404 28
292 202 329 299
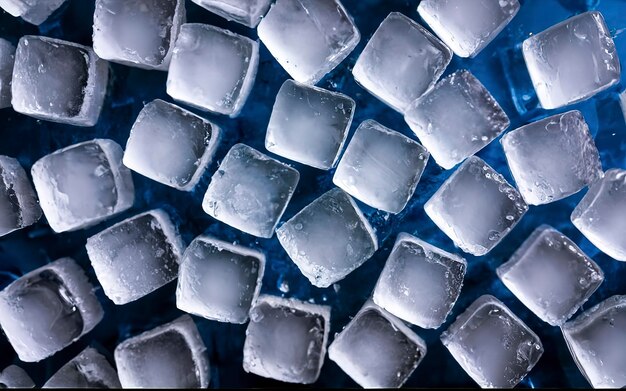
11 36 108 127
265 79 355 170
176 235 265 324
243 295 331 384
115 315 210 388
0 0 68 25
352 12 452 113
123 99 221 191
328 300 427 388
0 156 42 237
333 120 429 214
277 188 378 288
0 38 15 109
202 144 299 238
86 209 185 305
93 0 185 70
373 233 466 329
191 0 271 28
0 258 104 362
441 295 544 388
405 70 510 170
0 366 35 388
31 139 134 233
167 23 258 117
258 0 360 85
501 110 602 205
43 347 121 388
523 11 621 110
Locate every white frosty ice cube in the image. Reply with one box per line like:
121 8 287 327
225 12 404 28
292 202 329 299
265 79 355 170
352 12 452 113
167 23 258 117
405 70 510 170
328 300 427 388
0 38 15 109
441 295 544 388
0 366 35 388
43 347 121 388
333 120 429 214
31 139 134 233
0 156 42 237
243 295 331 384
277 188 377 288
191 0 271 28
258 0 360 85
115 315 210 388
0 257 104 362
425 156 528 256
86 209 185 305
523 11 621 110
123 99 220 191
176 235 265 324
11 36 109 127
0 0 68 25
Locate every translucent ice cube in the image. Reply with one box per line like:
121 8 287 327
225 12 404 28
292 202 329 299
0 366 35 388
31 139 134 233
258 0 360 85
0 257 104 362
333 120 429 214
0 0 68 25
0 38 15 109
0 156 42 237
191 0 271 28
352 12 452 113
11 36 109 127
43 347 121 388
265 79 355 170
243 295 331 384
405 70 510 170
441 295 544 388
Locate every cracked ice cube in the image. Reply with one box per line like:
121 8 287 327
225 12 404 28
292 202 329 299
0 0 68 25
191 0 271 28
0 366 35 388
43 347 121 388
0 156 42 237
0 38 15 109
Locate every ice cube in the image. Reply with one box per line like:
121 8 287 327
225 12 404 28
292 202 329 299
11 36 109 127
265 79 355 170
0 38 15 109
417 0 520 58
43 347 121 388
123 99 221 191
176 235 265 324
243 295 331 384
562 295 626 388
328 300 427 388
441 295 544 388
0 156 42 237
0 366 35 388
93 0 185 70
86 209 185 305
0 0 68 25
202 144 299 238
372 233 466 329
501 110 602 205
191 0 271 28
114 315 210 388
425 156 528 256
257 0 360 85
523 11 621 110
333 120 429 214
276 188 378 288
405 70 510 170
31 139 134 233
0 257 104 362
621 90 626 122
167 23 259 117
352 12 452 113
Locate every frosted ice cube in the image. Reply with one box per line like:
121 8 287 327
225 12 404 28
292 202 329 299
405 70 510 170
0 366 35 388
333 120 429 214
176 235 265 324
441 295 544 388
123 99 221 191
93 0 185 70
523 11 621 110
0 0 68 25
276 188 378 288
11 36 109 127
258 0 360 85
0 38 15 109
425 156 528 256
115 315 210 388
243 295 331 384
0 156 42 237
265 79 355 170
562 295 626 388
328 300 427 388
191 0 271 28
0 257 104 362
31 139 134 233
417 0 520 58
43 347 121 388
202 144 299 238
372 233 466 329
86 209 185 305
167 23 259 117
352 12 452 113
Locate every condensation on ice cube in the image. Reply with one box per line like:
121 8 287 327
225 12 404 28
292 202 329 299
43 347 121 388
191 0 272 28
0 156 42 237
0 365 35 388
0 38 15 109
0 0 68 25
